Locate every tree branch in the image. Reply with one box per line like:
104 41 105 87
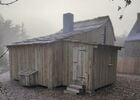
0 0 18 5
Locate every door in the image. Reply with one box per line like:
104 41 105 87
72 47 86 84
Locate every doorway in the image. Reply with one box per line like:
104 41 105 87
72 46 87 84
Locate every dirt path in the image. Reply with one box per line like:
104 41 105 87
0 71 10 82
0 65 9 74
0 73 140 100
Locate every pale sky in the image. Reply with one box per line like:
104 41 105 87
0 0 140 38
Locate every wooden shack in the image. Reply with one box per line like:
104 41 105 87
117 13 140 75
7 13 121 94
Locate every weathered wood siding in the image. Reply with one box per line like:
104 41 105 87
93 46 117 89
61 41 94 91
105 20 115 45
66 28 104 44
52 41 118 91
66 23 114 45
8 41 118 92
50 42 63 87
8 44 53 87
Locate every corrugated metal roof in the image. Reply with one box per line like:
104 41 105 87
8 16 110 46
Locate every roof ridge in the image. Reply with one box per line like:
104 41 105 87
74 16 109 24
128 17 140 37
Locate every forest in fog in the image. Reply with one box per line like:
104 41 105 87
0 15 28 65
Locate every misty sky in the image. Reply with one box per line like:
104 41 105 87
0 0 140 38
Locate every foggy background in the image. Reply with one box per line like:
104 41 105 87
0 0 140 72
0 0 140 38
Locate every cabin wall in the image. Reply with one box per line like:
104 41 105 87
50 42 64 87
61 42 94 91
39 41 95 90
8 47 18 80
65 25 114 45
8 44 53 87
105 21 115 45
8 41 118 92
93 46 117 89
60 42 118 91
65 28 103 44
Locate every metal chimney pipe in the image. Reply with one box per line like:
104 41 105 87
63 13 74 33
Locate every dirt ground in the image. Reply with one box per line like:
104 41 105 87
0 65 9 74
0 71 140 100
